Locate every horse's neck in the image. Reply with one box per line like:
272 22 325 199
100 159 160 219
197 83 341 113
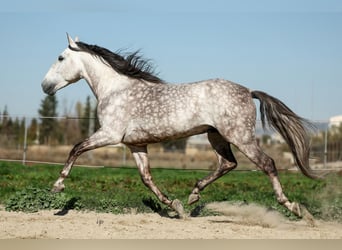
82 57 132 100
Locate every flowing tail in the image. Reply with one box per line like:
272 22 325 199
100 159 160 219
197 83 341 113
251 90 322 179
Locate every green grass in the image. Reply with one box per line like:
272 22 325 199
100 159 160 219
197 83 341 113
0 161 341 221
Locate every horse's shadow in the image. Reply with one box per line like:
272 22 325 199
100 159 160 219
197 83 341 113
142 197 172 217
54 196 205 218
54 197 79 216
142 197 205 219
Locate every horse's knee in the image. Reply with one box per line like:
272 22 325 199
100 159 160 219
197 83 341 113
140 175 153 187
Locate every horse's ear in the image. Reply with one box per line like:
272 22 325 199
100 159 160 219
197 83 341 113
66 33 78 49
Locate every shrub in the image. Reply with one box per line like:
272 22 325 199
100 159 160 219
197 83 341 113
5 186 80 212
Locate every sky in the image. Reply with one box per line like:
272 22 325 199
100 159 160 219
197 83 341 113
0 0 341 122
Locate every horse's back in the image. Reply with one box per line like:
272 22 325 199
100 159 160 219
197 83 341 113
122 78 255 145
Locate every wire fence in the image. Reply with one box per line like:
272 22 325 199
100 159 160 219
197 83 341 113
0 115 341 171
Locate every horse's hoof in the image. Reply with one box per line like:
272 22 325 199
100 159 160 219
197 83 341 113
290 202 301 217
300 204 316 227
171 199 186 219
188 193 200 205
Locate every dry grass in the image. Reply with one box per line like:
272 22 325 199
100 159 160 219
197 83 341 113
1 143 292 170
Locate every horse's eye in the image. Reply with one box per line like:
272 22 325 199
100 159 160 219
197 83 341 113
58 55 64 61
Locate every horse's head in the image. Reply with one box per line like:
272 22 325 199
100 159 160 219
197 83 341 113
42 34 83 95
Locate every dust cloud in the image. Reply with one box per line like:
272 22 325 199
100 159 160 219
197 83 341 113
206 201 287 228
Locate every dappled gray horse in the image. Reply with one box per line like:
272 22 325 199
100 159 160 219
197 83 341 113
42 34 320 218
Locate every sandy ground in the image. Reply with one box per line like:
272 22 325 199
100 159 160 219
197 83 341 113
0 202 341 239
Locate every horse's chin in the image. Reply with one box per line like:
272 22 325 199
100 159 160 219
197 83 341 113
46 91 56 96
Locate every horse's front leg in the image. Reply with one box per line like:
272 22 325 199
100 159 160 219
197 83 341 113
129 145 186 219
52 130 116 193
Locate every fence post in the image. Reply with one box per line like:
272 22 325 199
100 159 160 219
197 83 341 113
323 126 328 168
22 117 28 165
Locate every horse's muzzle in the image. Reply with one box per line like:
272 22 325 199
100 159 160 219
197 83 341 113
41 81 56 95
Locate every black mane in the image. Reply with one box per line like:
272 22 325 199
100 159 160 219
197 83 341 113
72 41 165 84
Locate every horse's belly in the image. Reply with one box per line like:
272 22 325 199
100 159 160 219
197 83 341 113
122 124 211 145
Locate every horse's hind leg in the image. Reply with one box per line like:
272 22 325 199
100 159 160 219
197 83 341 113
129 145 186 218
235 141 302 217
188 130 237 205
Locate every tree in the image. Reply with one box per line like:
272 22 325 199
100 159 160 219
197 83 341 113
93 103 100 133
80 96 92 138
28 118 39 144
58 107 82 145
75 101 83 118
0 106 11 133
0 106 14 145
38 95 59 145
12 117 26 146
